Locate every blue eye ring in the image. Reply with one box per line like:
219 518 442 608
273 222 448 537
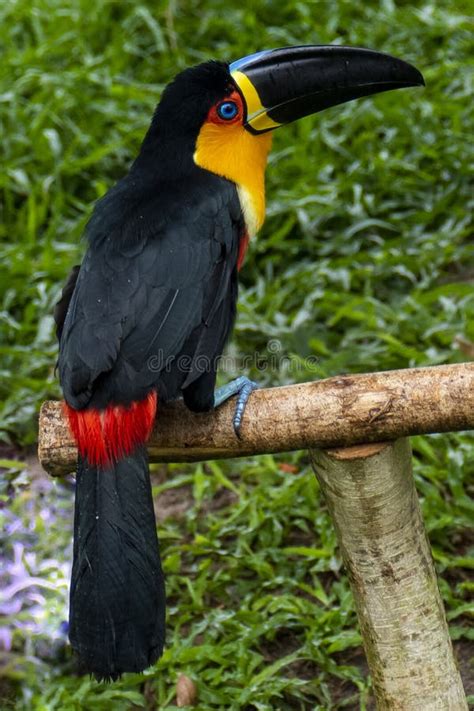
216 100 239 121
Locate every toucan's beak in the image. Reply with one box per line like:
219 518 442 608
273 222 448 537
230 45 424 134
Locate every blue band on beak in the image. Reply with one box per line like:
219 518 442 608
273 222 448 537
229 50 272 74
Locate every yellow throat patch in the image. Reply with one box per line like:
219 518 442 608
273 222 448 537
194 121 272 236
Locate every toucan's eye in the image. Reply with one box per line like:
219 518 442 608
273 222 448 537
216 100 239 121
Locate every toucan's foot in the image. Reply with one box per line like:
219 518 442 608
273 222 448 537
214 376 259 438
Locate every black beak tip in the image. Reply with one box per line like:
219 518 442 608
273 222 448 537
388 55 425 89
410 65 425 87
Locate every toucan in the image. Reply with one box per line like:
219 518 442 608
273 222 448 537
54 45 423 680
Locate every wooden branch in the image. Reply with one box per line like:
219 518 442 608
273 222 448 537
38 362 474 476
311 440 468 709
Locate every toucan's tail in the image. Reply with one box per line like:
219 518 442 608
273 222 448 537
69 446 165 681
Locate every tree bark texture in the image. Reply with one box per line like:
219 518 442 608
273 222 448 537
310 439 467 710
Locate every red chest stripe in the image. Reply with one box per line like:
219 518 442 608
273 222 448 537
65 391 157 468
237 231 249 271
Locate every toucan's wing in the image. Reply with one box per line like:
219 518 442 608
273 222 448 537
54 265 81 341
58 174 243 410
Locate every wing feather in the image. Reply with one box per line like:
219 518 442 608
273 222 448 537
58 174 243 410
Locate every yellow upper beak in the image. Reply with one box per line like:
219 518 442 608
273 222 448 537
231 70 281 133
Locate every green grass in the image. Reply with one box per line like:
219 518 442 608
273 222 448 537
1 0 473 709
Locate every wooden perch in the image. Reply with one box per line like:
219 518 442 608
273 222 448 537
39 363 474 476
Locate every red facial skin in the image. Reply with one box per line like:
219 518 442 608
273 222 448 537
206 90 244 126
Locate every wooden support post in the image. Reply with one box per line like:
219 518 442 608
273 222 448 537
310 439 467 710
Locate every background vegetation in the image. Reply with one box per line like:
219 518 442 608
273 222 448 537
1 0 473 709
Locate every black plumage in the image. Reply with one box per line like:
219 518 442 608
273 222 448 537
55 61 246 679
70 448 164 681
59 173 242 410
